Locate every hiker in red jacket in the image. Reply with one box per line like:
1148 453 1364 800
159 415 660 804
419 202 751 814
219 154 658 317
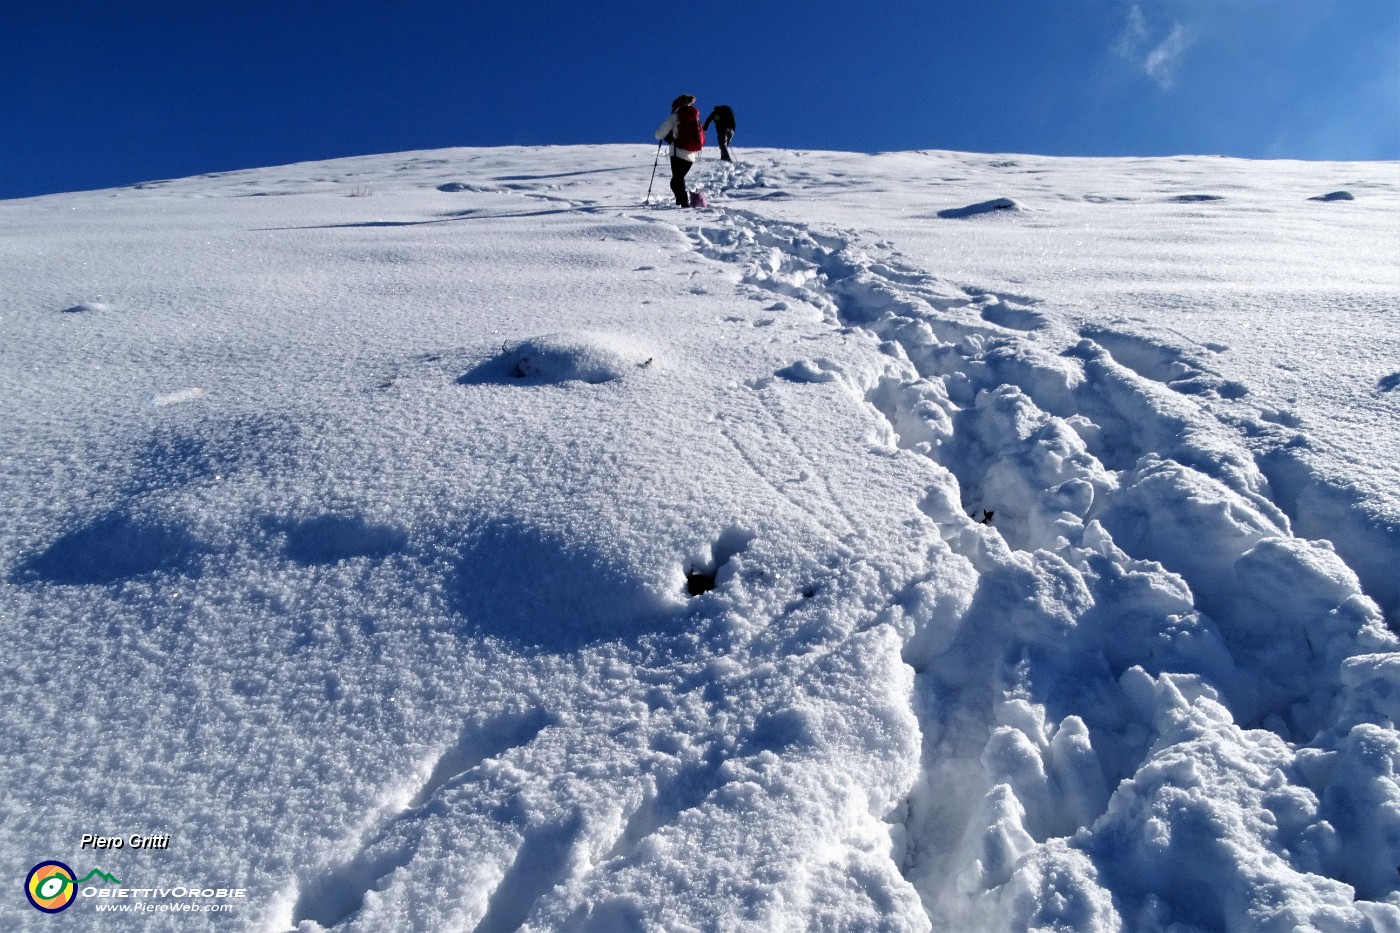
655 94 705 207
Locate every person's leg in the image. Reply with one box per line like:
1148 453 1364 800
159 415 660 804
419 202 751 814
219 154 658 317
720 129 733 162
670 156 692 205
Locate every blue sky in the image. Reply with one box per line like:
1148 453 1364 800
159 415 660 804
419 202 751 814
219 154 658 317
2 0 1397 199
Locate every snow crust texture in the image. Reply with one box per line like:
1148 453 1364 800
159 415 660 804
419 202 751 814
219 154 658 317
1 145 1398 933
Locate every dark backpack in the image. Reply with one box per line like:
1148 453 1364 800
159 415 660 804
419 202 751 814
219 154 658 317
674 105 704 152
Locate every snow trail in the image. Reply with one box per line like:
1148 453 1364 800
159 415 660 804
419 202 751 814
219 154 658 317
676 196 1400 929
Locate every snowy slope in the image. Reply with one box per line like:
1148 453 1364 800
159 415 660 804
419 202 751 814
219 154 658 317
1 145 1398 932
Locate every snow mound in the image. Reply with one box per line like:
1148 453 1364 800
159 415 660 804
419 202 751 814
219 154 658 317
460 331 656 385
448 517 680 647
61 300 112 313
938 197 1024 219
1310 190 1355 202
775 358 842 383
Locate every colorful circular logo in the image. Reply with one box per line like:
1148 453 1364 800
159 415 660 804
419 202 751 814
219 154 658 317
25 861 77 913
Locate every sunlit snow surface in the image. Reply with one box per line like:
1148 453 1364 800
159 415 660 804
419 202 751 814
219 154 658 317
2 146 1398 932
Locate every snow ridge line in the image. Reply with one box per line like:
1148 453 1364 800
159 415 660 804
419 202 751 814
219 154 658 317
681 207 1400 929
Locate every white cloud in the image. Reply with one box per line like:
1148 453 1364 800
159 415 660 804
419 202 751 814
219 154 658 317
1116 5 1194 89
1144 23 1193 88
1116 3 1149 57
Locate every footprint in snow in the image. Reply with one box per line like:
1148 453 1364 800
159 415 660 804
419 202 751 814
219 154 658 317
980 301 1046 331
291 708 554 930
1081 326 1246 399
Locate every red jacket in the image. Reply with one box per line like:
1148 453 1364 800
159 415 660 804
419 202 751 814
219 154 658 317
673 105 704 152
656 105 705 161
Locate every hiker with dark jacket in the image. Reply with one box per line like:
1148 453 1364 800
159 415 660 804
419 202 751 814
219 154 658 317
704 105 736 162
655 94 705 206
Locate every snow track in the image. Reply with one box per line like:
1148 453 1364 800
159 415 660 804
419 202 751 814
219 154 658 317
680 204 1400 929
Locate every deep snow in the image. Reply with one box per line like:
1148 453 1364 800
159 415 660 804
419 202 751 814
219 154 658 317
2 144 1398 932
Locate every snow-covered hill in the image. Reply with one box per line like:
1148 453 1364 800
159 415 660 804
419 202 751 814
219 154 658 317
2 145 1398 932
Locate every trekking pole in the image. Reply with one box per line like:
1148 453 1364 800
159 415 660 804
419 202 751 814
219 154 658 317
644 140 663 205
